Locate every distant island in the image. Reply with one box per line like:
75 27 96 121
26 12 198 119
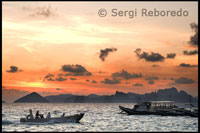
14 92 49 103
14 87 198 103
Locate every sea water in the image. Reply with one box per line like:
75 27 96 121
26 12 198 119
2 103 198 132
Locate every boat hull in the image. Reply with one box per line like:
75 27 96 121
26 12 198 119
119 105 198 117
119 105 157 115
20 113 84 123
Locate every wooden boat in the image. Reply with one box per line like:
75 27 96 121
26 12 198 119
20 113 84 123
119 105 157 115
119 101 198 117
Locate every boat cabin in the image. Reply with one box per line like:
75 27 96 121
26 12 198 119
134 101 175 111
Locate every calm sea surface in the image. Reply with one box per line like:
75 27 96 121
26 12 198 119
2 103 198 132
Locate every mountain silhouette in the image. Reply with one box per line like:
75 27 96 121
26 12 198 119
14 92 49 103
45 87 197 103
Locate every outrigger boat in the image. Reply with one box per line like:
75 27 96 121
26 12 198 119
20 113 85 123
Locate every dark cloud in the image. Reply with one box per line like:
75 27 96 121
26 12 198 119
86 79 90 82
134 48 165 62
44 74 54 79
178 63 198 68
6 66 22 73
183 50 198 55
152 64 160 67
92 80 98 84
99 48 117 61
55 77 67 81
61 64 92 76
166 53 176 59
44 74 67 81
22 5 55 18
148 80 155 84
70 77 77 80
56 88 63 90
101 78 121 84
162 77 174 80
44 74 55 81
188 23 198 46
47 78 55 81
145 76 159 80
133 83 144 86
57 74 64 77
112 70 142 80
175 77 195 84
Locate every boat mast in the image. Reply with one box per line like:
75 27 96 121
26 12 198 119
154 90 157 110
189 95 192 111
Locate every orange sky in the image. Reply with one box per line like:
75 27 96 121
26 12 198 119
2 2 198 103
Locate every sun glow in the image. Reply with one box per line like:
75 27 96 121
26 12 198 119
20 81 46 88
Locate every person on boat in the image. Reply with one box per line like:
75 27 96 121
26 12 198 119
26 109 34 119
61 113 65 117
40 114 44 119
35 110 40 119
46 112 51 119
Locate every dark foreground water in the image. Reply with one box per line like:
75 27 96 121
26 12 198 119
2 103 198 132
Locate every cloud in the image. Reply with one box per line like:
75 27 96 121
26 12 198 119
44 74 67 81
134 48 165 62
166 53 176 59
145 76 159 80
133 83 144 86
47 78 55 81
162 77 174 80
70 77 77 80
44 74 55 81
188 23 198 46
44 74 54 79
152 64 160 67
175 77 195 84
148 80 155 84
112 70 142 80
99 48 117 61
92 80 98 83
61 64 92 76
55 77 67 81
86 79 90 82
6 66 22 73
101 78 121 84
178 63 198 68
57 74 64 77
183 50 198 55
22 5 55 18
56 88 63 90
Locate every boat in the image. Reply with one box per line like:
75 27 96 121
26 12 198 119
119 101 177 116
119 105 157 115
119 101 198 117
20 113 85 123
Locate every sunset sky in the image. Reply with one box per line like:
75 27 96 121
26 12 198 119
2 2 198 103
